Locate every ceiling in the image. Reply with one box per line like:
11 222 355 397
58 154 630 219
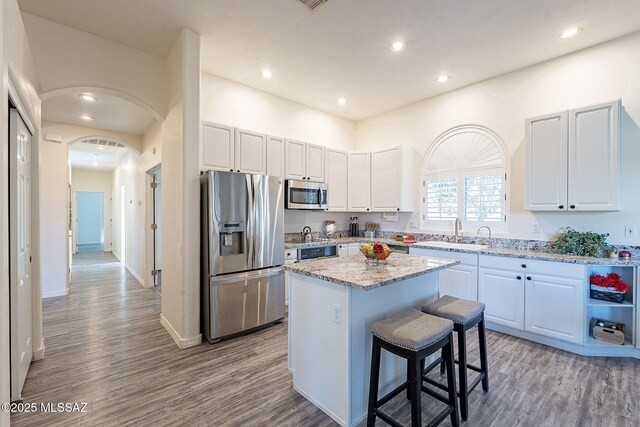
42 91 156 135
19 0 640 121
69 139 130 171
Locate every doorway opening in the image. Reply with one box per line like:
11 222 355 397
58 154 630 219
76 191 105 252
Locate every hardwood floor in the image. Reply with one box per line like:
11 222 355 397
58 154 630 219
12 251 640 426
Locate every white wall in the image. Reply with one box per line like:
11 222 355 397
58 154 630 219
112 150 145 285
39 122 142 298
71 168 113 250
1 1 42 424
200 72 358 233
21 13 166 118
356 31 640 246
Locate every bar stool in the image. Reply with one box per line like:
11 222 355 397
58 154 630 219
421 295 489 420
367 308 460 427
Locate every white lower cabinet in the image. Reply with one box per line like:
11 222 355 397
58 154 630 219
440 265 478 301
478 268 525 330
337 244 348 257
525 274 583 344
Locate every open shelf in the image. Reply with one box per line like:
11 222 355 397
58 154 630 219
586 336 633 347
587 298 634 308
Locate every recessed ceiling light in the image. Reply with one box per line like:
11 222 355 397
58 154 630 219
437 75 449 83
79 93 97 102
262 69 273 79
560 26 582 39
79 114 94 121
337 97 347 106
390 41 406 52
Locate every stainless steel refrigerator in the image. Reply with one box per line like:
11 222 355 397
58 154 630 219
201 171 285 343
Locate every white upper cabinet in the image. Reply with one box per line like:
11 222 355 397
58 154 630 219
235 128 266 174
371 145 413 212
202 122 234 171
568 101 620 211
285 139 307 180
525 112 568 211
306 143 325 182
266 136 285 177
325 148 348 211
348 151 371 212
525 100 621 212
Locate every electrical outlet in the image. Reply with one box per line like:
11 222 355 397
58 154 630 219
332 304 342 325
409 220 417 228
532 223 540 234
625 225 636 238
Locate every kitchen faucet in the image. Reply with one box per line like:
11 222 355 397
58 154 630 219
477 225 493 249
454 218 462 243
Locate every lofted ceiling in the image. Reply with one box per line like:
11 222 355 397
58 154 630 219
69 139 130 171
19 0 640 121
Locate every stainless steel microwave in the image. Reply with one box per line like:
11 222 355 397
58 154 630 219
285 180 328 210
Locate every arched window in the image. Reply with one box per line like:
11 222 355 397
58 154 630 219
422 126 507 230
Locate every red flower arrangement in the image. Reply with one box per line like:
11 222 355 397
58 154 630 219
590 273 630 293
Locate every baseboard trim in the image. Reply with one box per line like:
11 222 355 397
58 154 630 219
33 338 45 360
42 288 68 298
125 264 145 287
160 314 202 349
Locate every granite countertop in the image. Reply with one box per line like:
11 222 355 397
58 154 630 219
411 242 640 265
283 253 459 290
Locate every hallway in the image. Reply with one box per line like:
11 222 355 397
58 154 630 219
11 251 330 426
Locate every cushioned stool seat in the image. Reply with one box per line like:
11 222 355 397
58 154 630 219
371 308 453 351
421 295 485 325
367 308 460 427
421 296 489 421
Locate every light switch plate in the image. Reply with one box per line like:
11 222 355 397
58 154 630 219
332 304 342 325
625 225 636 238
409 220 417 228
532 223 540 234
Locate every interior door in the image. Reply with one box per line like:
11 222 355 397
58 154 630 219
9 108 33 401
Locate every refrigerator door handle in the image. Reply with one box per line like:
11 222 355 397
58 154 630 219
246 174 255 268
210 267 284 285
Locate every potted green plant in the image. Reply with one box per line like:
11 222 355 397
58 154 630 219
550 228 609 257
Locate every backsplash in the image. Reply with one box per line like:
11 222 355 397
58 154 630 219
284 229 640 257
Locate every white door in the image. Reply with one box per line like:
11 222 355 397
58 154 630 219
525 274 584 344
525 112 568 211
440 265 478 301
10 108 32 401
235 128 266 174
325 149 348 211
337 244 348 257
266 136 285 177
478 268 525 330
348 151 371 212
568 100 620 211
371 147 399 211
202 122 234 171
285 139 306 180
305 143 325 182
152 172 162 284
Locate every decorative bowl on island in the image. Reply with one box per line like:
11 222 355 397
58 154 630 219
360 242 392 264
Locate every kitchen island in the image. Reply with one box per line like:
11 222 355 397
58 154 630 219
284 253 459 427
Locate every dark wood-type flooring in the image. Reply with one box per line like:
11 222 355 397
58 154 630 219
12 251 640 426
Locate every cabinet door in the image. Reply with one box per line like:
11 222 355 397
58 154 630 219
266 136 285 177
440 265 478 301
478 268 525 330
568 100 620 211
337 244 348 257
306 143 325 182
347 243 361 256
202 122 234 171
325 149 348 211
348 152 371 212
371 147 399 211
525 112 568 211
525 274 584 344
285 139 306 180
235 128 266 174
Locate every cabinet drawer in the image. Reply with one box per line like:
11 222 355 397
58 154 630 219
410 247 478 266
479 255 585 279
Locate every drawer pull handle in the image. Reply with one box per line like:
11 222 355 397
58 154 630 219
517 276 522 280
521 264 527 268
526 276 532 281
559 205 564 209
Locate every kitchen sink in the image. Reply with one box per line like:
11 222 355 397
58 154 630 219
413 241 488 251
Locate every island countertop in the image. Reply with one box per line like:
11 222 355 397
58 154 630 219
283 253 459 290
